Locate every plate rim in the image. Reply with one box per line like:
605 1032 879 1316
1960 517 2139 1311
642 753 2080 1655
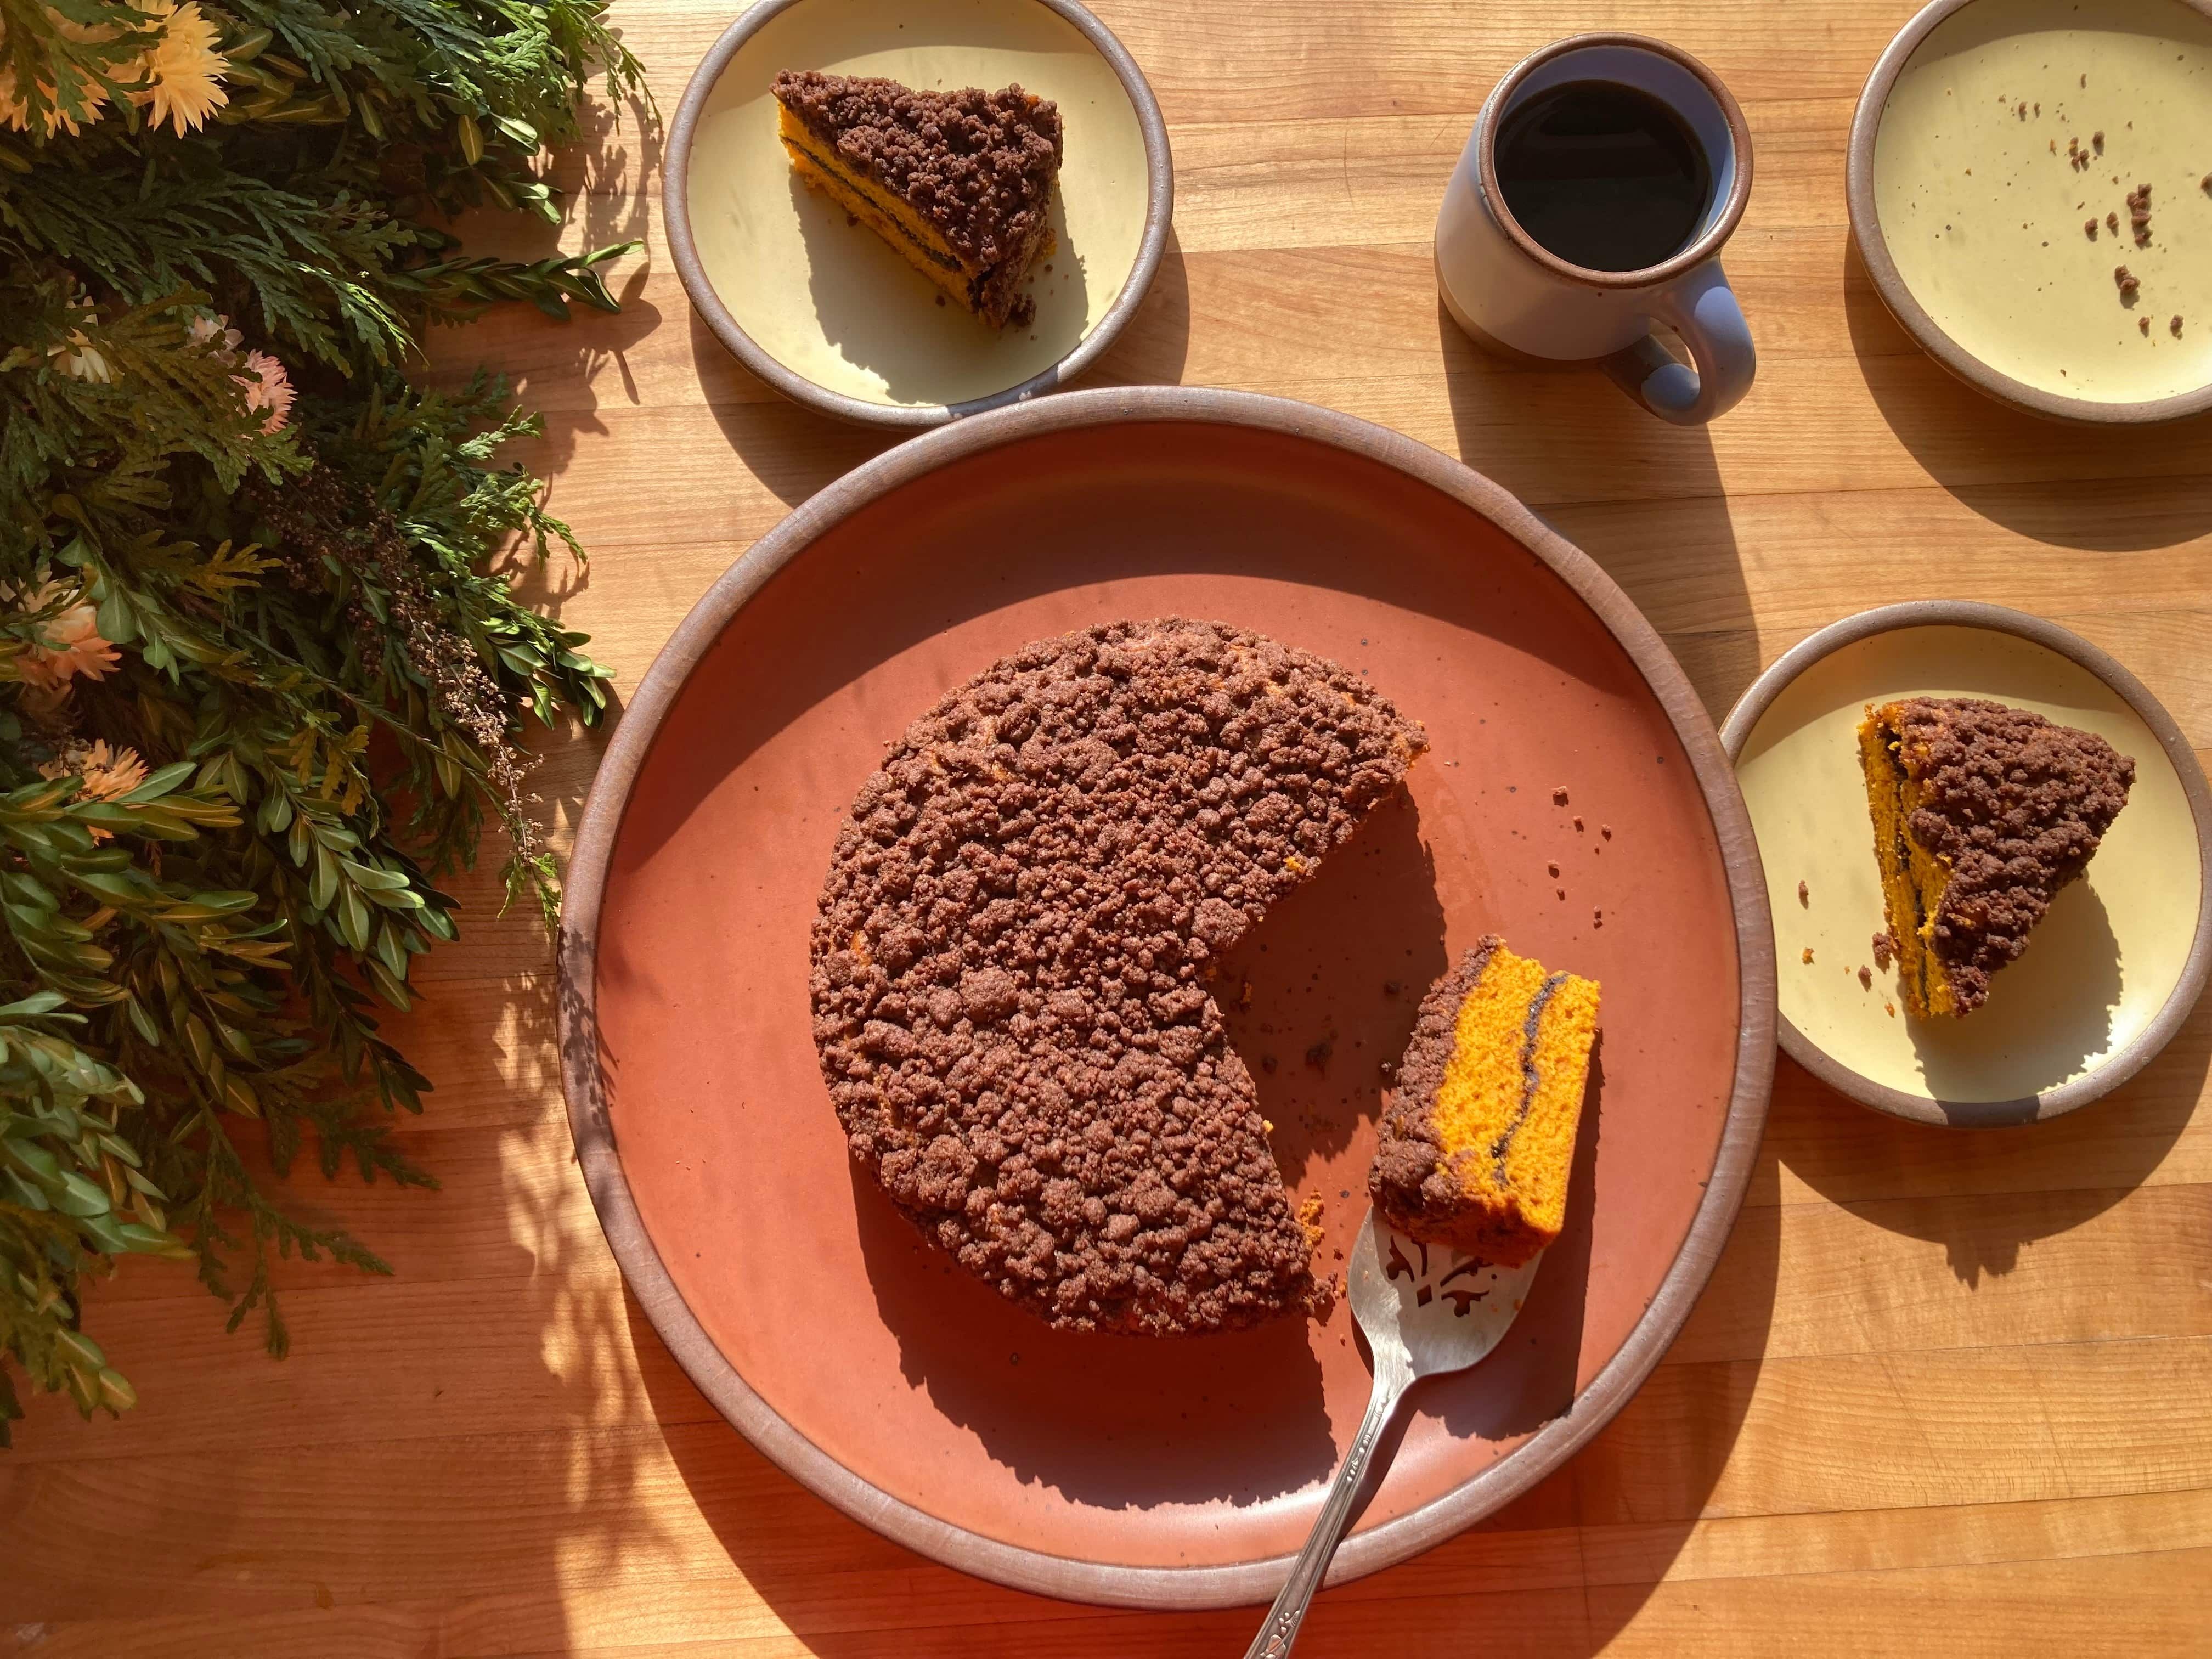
1718 599 2212 1128
556 385 1779 1609
1844 0 2212 428
662 0 1175 430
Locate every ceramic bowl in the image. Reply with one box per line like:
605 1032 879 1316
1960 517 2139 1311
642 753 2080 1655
1847 0 2212 424
1722 602 2212 1127
666 0 1171 427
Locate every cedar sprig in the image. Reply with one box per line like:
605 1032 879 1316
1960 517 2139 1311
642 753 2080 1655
0 0 646 1446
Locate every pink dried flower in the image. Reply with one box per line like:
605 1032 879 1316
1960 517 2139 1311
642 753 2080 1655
238 349 295 435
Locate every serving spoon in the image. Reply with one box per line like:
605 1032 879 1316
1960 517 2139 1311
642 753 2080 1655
1242 1209 1543 1658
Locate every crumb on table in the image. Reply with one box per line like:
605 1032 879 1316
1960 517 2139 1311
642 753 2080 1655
1798 880 1810 906
1859 965 1874 989
1802 947 1815 965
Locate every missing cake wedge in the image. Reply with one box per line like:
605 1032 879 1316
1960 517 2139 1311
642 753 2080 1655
772 69 1062 328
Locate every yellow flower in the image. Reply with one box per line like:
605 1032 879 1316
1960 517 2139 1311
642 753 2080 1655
0 12 119 136
129 0 227 136
10 580 122 694
40 738 149 802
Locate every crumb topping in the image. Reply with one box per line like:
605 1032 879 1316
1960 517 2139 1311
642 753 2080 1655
1881 696 2134 1012
810 619 1426 1336
772 70 1062 268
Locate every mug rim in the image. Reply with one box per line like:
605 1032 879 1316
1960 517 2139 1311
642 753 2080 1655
1476 32 1756 292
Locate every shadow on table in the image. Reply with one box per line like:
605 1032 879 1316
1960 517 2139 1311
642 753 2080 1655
1771 991 2207 1288
1840 241 2212 550
695 225 1194 511
1435 300 1762 723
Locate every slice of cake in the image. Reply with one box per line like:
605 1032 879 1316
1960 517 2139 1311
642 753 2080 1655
1859 697 2134 1018
772 69 1062 328
1369 938 1600 1266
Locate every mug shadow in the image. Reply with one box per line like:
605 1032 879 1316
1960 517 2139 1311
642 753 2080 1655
1435 299 1762 721
1840 240 2212 549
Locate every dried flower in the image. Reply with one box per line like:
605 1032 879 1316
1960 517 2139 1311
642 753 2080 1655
0 10 119 136
128 0 228 136
188 312 244 354
10 580 122 693
40 738 149 801
49 329 112 382
238 349 295 433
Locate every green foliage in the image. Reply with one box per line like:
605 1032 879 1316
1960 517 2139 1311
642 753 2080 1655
0 0 642 1444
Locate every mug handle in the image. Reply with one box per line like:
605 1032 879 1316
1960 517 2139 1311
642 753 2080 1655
1600 262 1756 426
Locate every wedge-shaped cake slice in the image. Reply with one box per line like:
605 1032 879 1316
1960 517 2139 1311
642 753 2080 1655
772 69 1061 328
1859 696 2134 1018
1370 938 1600 1266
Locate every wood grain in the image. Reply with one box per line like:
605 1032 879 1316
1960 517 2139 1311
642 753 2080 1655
2 0 2207 1651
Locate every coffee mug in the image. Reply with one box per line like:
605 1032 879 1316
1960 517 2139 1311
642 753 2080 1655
1436 33 1756 426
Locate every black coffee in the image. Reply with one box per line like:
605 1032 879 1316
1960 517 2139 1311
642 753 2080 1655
1494 80 1713 273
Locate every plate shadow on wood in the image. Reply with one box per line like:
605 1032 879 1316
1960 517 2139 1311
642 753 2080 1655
1770 1004 2206 1285
1842 241 2212 549
1435 301 1761 721
1079 222 1192 392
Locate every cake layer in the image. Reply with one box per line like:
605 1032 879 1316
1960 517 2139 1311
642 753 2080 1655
779 104 969 279
1370 937 1601 1265
787 141 973 307
1859 697 2134 1018
811 620 1429 1336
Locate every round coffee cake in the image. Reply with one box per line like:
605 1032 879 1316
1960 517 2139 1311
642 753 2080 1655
809 619 1427 1335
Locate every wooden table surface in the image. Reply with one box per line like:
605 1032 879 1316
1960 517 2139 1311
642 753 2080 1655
7 1 2212 1653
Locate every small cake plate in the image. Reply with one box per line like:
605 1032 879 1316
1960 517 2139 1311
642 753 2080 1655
1848 0 2212 425
667 0 1171 428
1722 602 2212 1127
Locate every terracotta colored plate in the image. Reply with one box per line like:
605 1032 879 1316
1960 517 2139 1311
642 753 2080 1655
558 387 1775 1608
665 0 1170 428
1722 602 2212 1128
1847 0 2212 425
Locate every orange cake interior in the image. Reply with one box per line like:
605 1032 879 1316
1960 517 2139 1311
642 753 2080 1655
1859 711 1959 1018
1370 936 1601 1265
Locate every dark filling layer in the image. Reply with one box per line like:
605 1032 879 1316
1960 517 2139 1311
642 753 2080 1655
1491 972 1567 1181
783 136 970 278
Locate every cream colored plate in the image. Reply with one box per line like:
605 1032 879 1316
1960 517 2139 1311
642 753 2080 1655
1724 608 2211 1126
673 0 1156 416
1871 0 2212 404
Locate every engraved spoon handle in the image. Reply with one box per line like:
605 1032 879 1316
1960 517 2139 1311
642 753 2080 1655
1242 1369 1407 1659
